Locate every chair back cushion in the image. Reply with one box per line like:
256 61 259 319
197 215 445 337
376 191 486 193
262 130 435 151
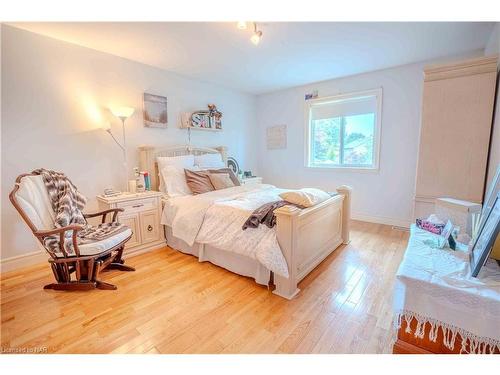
14 175 55 231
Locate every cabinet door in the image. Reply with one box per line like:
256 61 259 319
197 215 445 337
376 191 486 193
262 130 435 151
140 210 160 244
120 214 141 249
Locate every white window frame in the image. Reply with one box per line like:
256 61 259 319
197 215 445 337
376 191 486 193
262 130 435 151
304 88 383 171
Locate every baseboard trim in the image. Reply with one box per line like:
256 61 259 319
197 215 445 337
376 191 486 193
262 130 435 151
0 250 47 273
352 212 411 229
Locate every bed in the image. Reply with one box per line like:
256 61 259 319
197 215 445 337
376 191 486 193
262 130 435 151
139 145 352 299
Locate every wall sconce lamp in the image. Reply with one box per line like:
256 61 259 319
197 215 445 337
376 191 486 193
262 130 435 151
104 106 135 190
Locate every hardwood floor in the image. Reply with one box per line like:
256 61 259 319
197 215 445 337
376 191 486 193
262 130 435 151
1 220 409 354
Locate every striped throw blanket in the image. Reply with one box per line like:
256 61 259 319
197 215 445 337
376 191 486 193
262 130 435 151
33 169 127 255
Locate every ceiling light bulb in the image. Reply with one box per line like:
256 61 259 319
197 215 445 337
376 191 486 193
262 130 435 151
237 21 247 30
250 31 262 45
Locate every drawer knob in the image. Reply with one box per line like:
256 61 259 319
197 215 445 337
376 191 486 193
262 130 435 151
147 225 153 232
132 204 144 208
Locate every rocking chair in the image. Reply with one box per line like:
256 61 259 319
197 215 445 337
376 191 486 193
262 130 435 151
9 173 135 291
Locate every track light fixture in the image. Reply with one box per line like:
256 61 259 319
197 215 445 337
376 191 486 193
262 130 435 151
236 21 263 45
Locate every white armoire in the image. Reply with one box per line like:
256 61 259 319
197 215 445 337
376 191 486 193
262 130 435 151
414 55 498 219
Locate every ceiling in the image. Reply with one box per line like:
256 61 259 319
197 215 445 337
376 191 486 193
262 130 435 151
10 22 495 94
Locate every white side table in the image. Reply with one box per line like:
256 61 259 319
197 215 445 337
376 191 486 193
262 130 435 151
240 177 263 186
97 191 165 258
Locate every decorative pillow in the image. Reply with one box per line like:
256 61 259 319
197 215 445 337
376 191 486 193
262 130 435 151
194 153 225 169
208 168 241 186
279 188 331 208
209 173 235 190
184 169 215 195
157 155 195 193
161 165 199 198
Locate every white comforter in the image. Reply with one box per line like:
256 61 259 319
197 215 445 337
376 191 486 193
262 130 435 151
161 184 290 277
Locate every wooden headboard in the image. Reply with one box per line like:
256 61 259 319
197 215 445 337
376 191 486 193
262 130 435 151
138 145 228 191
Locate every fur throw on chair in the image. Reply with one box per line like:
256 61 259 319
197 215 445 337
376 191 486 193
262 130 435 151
33 169 126 254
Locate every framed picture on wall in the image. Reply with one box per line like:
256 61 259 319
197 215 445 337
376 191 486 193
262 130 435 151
143 93 168 128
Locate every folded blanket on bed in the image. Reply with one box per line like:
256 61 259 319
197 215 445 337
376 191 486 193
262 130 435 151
33 168 127 254
242 200 304 230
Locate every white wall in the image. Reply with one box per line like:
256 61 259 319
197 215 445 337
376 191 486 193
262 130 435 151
1 25 257 262
255 51 483 227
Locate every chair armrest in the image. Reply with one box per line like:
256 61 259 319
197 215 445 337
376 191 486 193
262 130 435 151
34 225 84 237
84 208 124 223
34 225 84 258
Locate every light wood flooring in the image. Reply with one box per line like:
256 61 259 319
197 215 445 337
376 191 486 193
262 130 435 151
1 220 409 354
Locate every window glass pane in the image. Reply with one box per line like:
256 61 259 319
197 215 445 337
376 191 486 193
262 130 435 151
311 117 341 165
342 113 375 165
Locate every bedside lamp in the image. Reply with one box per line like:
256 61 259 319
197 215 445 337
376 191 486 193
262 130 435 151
105 106 135 191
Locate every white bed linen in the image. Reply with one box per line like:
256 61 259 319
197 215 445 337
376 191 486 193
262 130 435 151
161 184 290 277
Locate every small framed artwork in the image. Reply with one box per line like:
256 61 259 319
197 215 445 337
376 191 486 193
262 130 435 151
470 193 500 277
143 93 168 128
266 125 287 150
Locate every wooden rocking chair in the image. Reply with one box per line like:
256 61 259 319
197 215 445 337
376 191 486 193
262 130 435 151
9 173 135 291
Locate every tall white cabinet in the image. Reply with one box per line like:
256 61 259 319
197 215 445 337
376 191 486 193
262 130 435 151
414 56 498 219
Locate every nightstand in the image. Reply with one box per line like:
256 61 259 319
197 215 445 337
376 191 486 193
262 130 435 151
240 176 263 185
97 191 165 258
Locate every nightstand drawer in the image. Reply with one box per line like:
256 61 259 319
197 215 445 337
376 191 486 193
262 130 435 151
117 198 157 214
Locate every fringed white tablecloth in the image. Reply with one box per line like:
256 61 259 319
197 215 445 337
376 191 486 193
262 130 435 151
393 225 500 353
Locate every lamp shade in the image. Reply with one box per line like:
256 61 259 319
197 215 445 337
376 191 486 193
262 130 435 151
110 106 135 119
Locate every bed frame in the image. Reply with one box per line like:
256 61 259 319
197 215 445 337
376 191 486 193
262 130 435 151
139 145 351 299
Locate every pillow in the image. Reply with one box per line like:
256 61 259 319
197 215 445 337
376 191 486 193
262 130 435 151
184 169 215 195
279 188 331 208
208 168 241 186
209 173 235 190
194 153 225 169
157 155 196 193
161 165 198 198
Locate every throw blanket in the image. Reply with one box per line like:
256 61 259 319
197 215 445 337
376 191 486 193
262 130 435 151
33 169 127 254
242 200 304 230
393 225 500 353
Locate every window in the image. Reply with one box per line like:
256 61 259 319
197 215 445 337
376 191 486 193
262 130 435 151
305 89 382 170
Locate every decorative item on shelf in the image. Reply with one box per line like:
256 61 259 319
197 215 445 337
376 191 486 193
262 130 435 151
106 106 135 191
469 192 500 277
243 171 253 178
183 104 223 131
208 104 222 130
305 90 318 100
191 111 210 128
143 93 168 128
227 157 240 175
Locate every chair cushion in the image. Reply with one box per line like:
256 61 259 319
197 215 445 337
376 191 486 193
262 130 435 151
54 228 132 257
15 175 55 230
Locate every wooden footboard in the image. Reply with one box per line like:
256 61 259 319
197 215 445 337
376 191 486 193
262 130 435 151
273 186 352 299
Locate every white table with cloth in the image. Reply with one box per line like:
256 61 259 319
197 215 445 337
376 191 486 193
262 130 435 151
393 225 500 353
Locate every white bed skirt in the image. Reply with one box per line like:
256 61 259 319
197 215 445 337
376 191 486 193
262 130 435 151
164 226 271 286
